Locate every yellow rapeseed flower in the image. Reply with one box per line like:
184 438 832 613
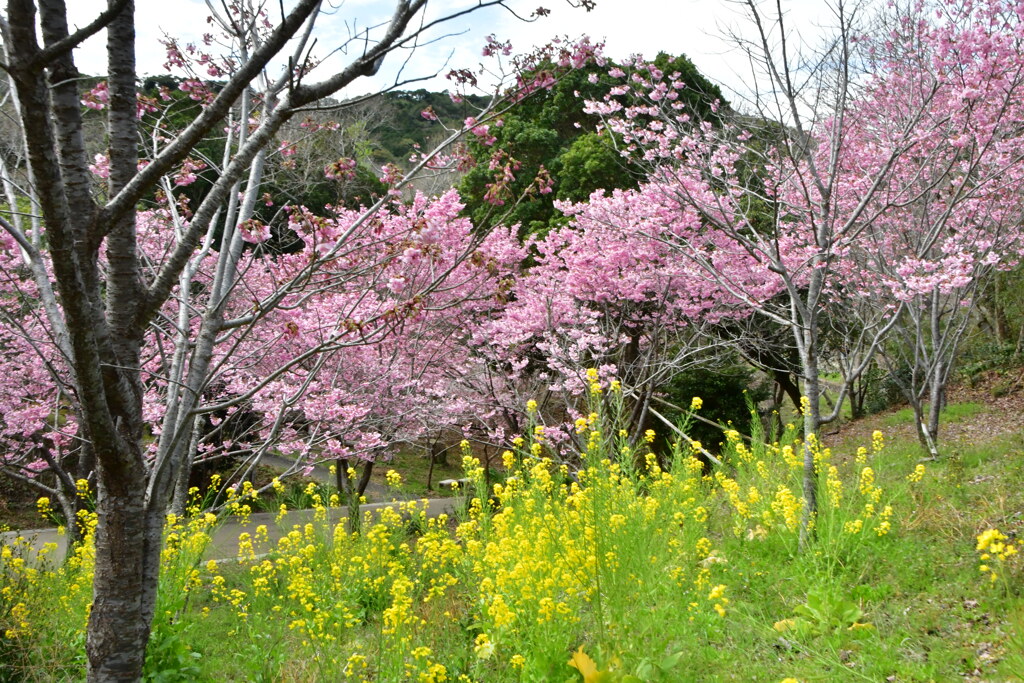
907 463 926 482
872 430 885 453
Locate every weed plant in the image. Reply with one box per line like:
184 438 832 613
1 378 1022 681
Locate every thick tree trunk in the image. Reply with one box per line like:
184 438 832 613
87 460 160 681
773 368 803 413
0 1 493 679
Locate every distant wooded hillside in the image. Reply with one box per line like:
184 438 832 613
368 89 491 166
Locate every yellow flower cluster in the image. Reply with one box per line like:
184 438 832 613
771 487 804 533
977 528 1018 583
871 430 885 453
0 399 928 679
708 422 911 548
906 463 926 482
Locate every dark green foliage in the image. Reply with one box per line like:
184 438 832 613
655 363 768 451
862 363 910 416
555 131 630 203
370 89 489 166
958 262 1024 380
0 634 20 682
458 53 726 235
136 78 226 210
647 51 726 123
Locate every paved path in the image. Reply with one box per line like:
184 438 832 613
257 453 393 502
1 497 460 565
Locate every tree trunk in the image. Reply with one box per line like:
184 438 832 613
922 369 944 459
336 456 347 496
86 460 160 681
773 369 803 413
799 363 821 550
426 440 442 491
338 458 374 533
847 366 868 420
54 491 86 559
170 417 204 516
795 316 822 551
356 461 374 498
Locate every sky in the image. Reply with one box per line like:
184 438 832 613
65 0 834 103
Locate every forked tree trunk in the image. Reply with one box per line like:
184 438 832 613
338 457 375 532
2 0 516 678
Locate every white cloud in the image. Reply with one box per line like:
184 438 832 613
65 0 834 101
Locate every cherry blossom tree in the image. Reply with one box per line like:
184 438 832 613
464 183 772 463
842 0 1024 454
581 0 1024 544
0 0 596 677
212 191 526 505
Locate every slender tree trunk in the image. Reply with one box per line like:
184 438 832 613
922 368 943 459
170 417 204 516
356 461 375 498
795 300 822 551
338 457 363 533
336 456 347 496
54 489 86 559
426 439 443 491
773 369 803 413
799 354 821 550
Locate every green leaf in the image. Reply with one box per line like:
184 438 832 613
658 652 684 670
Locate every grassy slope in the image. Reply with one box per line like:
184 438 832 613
720 374 1024 682
719 427 1024 681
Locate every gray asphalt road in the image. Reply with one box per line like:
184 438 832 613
257 453 393 501
1 496 461 566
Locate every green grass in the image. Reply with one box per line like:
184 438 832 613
883 401 985 428
369 445 466 497
3 399 1023 682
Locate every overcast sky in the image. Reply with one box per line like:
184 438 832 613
65 1 833 102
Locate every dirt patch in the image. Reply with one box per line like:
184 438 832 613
0 472 46 531
825 369 1024 456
